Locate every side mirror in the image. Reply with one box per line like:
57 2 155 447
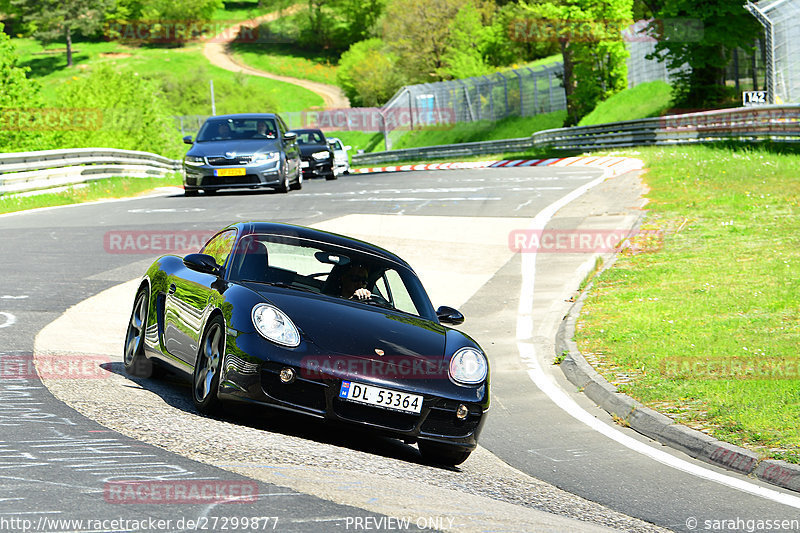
183 253 222 277
183 135 193 145
284 131 297 141
436 306 464 325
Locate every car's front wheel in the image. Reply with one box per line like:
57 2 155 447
418 441 472 467
123 287 153 378
192 315 225 414
290 169 303 190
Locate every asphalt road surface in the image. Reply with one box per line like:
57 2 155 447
1 168 798 532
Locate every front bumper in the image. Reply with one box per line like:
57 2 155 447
184 161 283 191
218 347 488 450
300 158 333 178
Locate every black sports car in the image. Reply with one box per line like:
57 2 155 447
124 222 489 466
288 128 335 180
183 114 302 195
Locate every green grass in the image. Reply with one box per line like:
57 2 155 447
0 175 182 214
327 131 386 154
211 0 266 21
578 81 674 126
576 144 800 462
230 42 338 85
390 112 567 151
14 38 323 113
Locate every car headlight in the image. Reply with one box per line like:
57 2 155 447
252 303 300 347
185 156 205 164
311 151 331 160
252 152 279 163
449 347 488 385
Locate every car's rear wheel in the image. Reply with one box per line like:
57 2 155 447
123 287 153 378
193 315 224 415
418 441 472 467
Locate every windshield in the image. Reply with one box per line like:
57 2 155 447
196 118 278 142
294 131 325 144
229 233 435 320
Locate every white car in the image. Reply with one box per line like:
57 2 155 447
328 137 351 176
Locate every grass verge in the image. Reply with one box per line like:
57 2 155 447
576 144 800 462
578 81 673 126
230 42 338 85
0 175 182 215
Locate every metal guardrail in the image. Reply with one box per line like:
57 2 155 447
352 105 800 165
0 148 181 195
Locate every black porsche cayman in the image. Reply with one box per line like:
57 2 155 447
124 222 490 465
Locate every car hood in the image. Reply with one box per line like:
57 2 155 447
297 144 330 157
252 286 447 363
187 139 282 157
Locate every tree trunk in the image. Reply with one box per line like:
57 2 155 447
66 27 73 67
560 38 578 126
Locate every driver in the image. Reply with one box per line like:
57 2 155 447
339 263 371 300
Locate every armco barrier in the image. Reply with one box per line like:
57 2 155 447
0 148 181 195
352 104 800 165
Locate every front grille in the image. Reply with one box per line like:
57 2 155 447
333 400 419 432
420 405 480 438
261 366 327 412
207 156 253 166
210 175 260 186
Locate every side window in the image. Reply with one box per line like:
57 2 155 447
200 230 236 269
334 140 343 151
277 118 287 136
383 269 417 315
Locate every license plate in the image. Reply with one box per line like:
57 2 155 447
214 168 246 176
339 381 422 414
300 161 309 168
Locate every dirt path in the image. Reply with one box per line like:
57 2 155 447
203 7 350 109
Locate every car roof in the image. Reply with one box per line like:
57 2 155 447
222 222 414 271
289 128 324 134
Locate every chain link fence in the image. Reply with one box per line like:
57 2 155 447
746 0 800 104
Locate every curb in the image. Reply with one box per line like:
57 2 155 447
352 156 644 177
556 275 800 493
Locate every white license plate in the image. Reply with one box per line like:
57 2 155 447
300 161 309 168
339 381 422 414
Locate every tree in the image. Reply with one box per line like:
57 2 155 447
521 0 632 125
11 0 113 67
644 0 761 107
382 0 464 84
337 38 402 106
0 21 43 152
438 2 491 79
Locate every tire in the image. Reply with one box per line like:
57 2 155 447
203 188 217 195
184 189 198 197
192 315 225 415
123 287 153 378
418 441 472 467
325 173 337 181
278 173 290 193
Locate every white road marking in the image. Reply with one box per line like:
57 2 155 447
0 295 28 300
0 312 16 329
516 178 800 509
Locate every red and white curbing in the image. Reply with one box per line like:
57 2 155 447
353 156 644 178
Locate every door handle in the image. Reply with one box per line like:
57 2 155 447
168 284 176 295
